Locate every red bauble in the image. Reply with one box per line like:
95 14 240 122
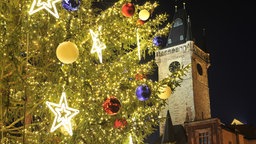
121 2 135 17
102 96 121 115
136 19 145 25
135 73 145 80
114 118 128 129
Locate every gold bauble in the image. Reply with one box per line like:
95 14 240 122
56 41 79 64
139 9 150 21
158 85 172 99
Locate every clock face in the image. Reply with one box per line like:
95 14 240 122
169 61 180 73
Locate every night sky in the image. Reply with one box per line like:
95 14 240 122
156 0 256 126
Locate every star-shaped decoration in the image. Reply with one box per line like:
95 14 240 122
29 0 62 19
46 92 79 136
90 26 106 63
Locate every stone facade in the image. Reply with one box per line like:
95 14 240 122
156 41 211 135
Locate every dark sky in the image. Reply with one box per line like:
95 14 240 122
157 0 256 126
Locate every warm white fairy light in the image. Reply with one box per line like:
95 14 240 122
129 134 133 144
29 0 62 18
136 28 141 60
90 26 106 63
46 92 79 136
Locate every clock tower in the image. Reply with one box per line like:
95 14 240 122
155 5 211 134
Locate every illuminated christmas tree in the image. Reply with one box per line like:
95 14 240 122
0 0 189 143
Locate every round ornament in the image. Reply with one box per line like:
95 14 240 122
135 84 151 101
62 0 81 11
114 118 128 129
102 96 121 115
135 73 145 80
153 36 163 46
121 2 135 17
56 41 79 64
158 85 172 99
136 19 145 25
139 9 150 21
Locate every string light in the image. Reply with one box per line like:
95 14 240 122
136 28 141 60
129 134 133 144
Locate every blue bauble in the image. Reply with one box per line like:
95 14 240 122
135 84 151 101
153 36 163 46
62 0 81 11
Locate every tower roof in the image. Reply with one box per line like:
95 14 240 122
164 3 193 48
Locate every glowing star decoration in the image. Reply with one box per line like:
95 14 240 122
89 26 106 63
46 92 79 136
29 0 62 19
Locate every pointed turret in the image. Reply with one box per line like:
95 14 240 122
186 15 192 41
161 110 175 143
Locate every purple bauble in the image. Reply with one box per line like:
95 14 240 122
153 36 163 46
135 84 151 101
62 0 81 11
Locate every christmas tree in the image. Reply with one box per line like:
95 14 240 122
0 0 189 143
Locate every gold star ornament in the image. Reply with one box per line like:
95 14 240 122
29 0 62 18
46 92 79 136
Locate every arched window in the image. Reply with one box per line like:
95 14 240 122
173 18 183 27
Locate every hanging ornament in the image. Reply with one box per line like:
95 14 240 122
56 41 79 64
62 0 81 11
139 9 150 21
29 0 62 19
121 2 135 17
114 118 128 129
158 85 172 99
90 26 106 63
135 84 151 101
102 96 121 115
153 36 163 46
135 73 145 80
46 92 80 136
136 19 145 26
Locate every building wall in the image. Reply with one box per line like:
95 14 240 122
156 41 212 135
184 118 222 144
244 139 256 144
184 118 256 144
191 45 211 121
156 41 195 134
221 129 246 144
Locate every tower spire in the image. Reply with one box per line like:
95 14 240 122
186 15 192 41
161 110 175 143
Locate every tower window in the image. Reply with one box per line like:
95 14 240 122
199 132 210 144
180 35 184 40
173 18 183 27
197 63 203 75
168 38 172 44
196 128 211 144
